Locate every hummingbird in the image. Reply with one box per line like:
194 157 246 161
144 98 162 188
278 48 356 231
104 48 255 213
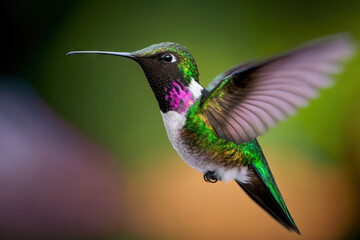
67 34 355 234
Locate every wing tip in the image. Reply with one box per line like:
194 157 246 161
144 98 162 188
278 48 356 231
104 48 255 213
310 32 357 60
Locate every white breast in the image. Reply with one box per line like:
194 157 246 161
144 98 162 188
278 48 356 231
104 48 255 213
160 111 208 171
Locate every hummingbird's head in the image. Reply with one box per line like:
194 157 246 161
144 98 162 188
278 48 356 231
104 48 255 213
132 42 199 83
68 42 201 113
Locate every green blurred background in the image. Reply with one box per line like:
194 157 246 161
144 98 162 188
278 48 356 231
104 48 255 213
4 0 360 239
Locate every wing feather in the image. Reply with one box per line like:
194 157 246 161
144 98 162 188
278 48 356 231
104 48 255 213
199 34 356 144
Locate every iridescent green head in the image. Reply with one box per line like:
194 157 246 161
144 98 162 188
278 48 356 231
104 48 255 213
67 42 200 112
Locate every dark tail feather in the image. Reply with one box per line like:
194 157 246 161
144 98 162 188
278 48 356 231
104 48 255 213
236 165 301 235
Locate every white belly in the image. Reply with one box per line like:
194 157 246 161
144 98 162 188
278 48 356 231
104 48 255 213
160 110 249 183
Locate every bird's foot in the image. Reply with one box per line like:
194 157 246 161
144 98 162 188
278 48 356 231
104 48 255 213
204 171 220 183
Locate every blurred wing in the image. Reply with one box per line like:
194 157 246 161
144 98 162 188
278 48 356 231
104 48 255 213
206 61 254 91
200 34 356 144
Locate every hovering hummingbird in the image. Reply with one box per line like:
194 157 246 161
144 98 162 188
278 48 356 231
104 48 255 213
67 34 355 234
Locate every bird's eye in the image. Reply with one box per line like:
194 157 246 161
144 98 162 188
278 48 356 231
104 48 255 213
162 54 176 63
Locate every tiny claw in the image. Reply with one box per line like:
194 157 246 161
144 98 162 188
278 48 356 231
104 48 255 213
204 171 219 183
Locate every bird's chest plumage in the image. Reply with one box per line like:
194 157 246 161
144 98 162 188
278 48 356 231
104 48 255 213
161 111 209 172
160 79 249 183
161 110 250 183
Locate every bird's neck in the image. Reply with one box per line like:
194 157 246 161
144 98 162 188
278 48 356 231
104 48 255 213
164 78 204 114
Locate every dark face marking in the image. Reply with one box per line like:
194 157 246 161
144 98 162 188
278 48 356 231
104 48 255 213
135 52 184 112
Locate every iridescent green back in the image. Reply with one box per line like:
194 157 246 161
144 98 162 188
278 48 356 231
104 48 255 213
185 99 297 228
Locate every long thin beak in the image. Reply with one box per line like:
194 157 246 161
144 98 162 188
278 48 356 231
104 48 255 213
66 51 136 59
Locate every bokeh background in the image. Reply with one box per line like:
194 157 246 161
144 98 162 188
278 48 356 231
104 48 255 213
3 0 360 239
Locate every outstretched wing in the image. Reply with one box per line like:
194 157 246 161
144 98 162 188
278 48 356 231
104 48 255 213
200 34 355 144
206 61 254 91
